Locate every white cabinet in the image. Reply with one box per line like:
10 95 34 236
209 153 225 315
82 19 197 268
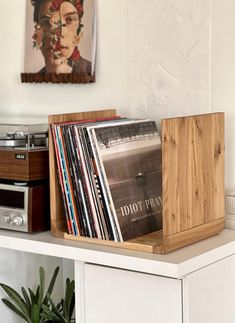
1 230 235 322
81 253 235 323
183 254 235 323
83 264 182 323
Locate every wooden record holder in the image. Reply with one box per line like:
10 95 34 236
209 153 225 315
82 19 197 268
49 110 225 254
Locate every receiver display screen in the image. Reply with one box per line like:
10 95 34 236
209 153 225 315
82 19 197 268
0 189 24 209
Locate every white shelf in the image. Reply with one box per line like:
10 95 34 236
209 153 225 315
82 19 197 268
0 229 235 279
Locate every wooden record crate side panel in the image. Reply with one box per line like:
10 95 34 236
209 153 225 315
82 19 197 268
48 109 117 124
48 109 117 237
161 112 225 239
158 218 224 254
207 113 225 221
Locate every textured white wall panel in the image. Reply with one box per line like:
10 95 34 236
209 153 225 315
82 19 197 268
211 0 235 187
128 0 211 124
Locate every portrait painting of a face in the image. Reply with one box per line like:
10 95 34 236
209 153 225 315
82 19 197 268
24 0 96 82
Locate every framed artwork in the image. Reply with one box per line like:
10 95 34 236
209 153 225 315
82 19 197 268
22 0 97 83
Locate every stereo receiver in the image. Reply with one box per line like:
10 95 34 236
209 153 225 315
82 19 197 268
0 182 50 233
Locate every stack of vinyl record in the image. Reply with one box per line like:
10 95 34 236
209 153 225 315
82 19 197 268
51 116 162 242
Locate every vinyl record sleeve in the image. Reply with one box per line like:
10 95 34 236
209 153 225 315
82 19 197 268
92 120 163 241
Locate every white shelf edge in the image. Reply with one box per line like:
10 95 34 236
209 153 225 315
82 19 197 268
0 229 235 279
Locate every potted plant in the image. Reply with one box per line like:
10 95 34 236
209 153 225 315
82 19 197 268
0 266 75 323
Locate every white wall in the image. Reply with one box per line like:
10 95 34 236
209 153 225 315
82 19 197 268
0 0 128 121
0 0 234 319
211 0 235 188
127 0 210 125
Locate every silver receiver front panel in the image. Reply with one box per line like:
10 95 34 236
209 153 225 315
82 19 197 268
0 184 28 232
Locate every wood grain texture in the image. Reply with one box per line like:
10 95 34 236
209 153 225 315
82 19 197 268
0 149 49 181
64 230 163 253
48 109 116 124
162 113 225 237
21 73 95 84
64 219 224 254
158 219 224 254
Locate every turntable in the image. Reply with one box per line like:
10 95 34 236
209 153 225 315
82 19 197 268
0 123 49 181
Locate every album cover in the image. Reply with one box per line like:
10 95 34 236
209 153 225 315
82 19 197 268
92 120 162 241
23 0 97 82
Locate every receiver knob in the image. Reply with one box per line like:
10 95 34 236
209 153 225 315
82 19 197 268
0 215 11 224
11 215 24 226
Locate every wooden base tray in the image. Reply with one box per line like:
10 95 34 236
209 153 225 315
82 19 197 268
49 110 225 254
52 218 224 254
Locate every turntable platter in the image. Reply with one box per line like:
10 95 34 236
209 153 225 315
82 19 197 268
0 125 48 150
0 137 47 148
0 138 28 147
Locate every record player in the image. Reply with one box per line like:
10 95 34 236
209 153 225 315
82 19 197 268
0 123 50 233
0 123 49 181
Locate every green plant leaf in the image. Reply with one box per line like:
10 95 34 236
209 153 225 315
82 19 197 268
65 279 75 319
0 266 67 323
43 266 59 305
31 304 40 323
0 283 30 318
35 286 40 304
47 293 65 321
69 296 75 320
2 298 30 322
65 279 72 307
41 303 62 322
21 287 31 310
28 288 37 305
62 299 68 320
65 278 70 301
38 267 45 307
